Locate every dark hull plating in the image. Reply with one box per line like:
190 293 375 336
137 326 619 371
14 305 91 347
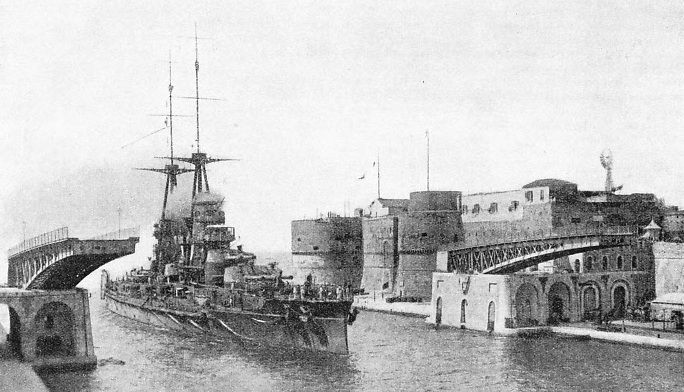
103 290 351 354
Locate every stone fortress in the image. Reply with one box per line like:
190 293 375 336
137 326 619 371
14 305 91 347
429 178 665 332
290 160 684 334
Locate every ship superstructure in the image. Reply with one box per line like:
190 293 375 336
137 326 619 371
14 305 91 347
102 38 356 354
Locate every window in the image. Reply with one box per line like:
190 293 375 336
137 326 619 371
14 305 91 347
462 205 469 214
617 256 624 270
540 190 545 201
313 246 319 251
472 204 481 214
571 217 581 224
489 203 498 214
602 256 609 270
631 256 638 269
525 191 534 203
509 201 519 211
421 232 428 237
586 256 593 271
574 259 581 272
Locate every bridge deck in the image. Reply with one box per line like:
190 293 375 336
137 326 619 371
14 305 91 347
7 228 139 290
444 228 635 275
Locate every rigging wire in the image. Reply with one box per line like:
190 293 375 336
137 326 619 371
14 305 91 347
120 125 168 149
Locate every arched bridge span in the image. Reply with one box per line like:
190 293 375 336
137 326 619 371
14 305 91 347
7 227 139 290
443 227 635 275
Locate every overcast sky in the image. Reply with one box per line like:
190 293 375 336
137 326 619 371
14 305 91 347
2 1 684 283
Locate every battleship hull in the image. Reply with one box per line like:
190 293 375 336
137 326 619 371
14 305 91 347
103 290 351 354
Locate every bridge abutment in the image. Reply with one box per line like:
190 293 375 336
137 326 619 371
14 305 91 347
0 288 96 371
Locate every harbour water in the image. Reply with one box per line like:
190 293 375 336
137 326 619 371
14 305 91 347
38 287 684 391
4 251 675 391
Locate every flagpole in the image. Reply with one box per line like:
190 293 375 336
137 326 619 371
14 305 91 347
426 130 430 191
377 152 381 199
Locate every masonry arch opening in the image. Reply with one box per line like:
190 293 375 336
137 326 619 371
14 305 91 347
548 282 571 325
0 304 22 358
515 283 539 327
581 283 601 321
435 297 443 326
487 301 496 331
611 283 629 318
34 301 76 357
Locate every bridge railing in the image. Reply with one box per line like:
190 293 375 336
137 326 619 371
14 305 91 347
461 225 637 248
7 227 69 258
87 226 140 240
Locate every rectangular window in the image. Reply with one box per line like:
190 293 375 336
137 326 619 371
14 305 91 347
525 191 534 203
462 205 469 214
509 201 519 211
540 189 545 201
571 217 581 224
489 203 498 213
472 204 481 214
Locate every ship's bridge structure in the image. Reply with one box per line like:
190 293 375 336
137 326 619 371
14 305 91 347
7 227 139 290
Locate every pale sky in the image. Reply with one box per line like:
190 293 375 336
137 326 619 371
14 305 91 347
2 1 684 283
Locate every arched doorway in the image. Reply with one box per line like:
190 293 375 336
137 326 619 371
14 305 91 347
34 302 75 357
581 284 600 321
612 284 628 318
487 302 496 331
435 297 443 326
460 299 467 325
548 282 571 324
515 284 539 327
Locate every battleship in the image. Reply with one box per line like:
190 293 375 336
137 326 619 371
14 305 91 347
101 39 357 354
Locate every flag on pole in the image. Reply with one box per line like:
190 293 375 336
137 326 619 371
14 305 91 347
357 161 376 180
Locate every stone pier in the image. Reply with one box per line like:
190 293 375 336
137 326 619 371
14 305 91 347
0 287 96 371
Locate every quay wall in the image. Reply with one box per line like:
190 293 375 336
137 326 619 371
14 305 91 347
431 271 654 332
429 273 511 332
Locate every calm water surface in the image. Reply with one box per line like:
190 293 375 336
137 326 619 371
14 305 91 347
39 296 684 392
36 252 684 391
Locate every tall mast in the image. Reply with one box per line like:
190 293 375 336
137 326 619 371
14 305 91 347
136 52 192 219
194 23 201 154
377 152 381 199
171 27 238 199
168 50 175 166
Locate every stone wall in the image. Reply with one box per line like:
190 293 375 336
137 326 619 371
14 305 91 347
430 270 653 331
361 217 398 293
0 288 96 369
653 242 684 297
291 217 362 254
429 273 511 333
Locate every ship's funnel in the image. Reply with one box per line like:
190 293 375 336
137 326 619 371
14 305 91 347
165 191 192 221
